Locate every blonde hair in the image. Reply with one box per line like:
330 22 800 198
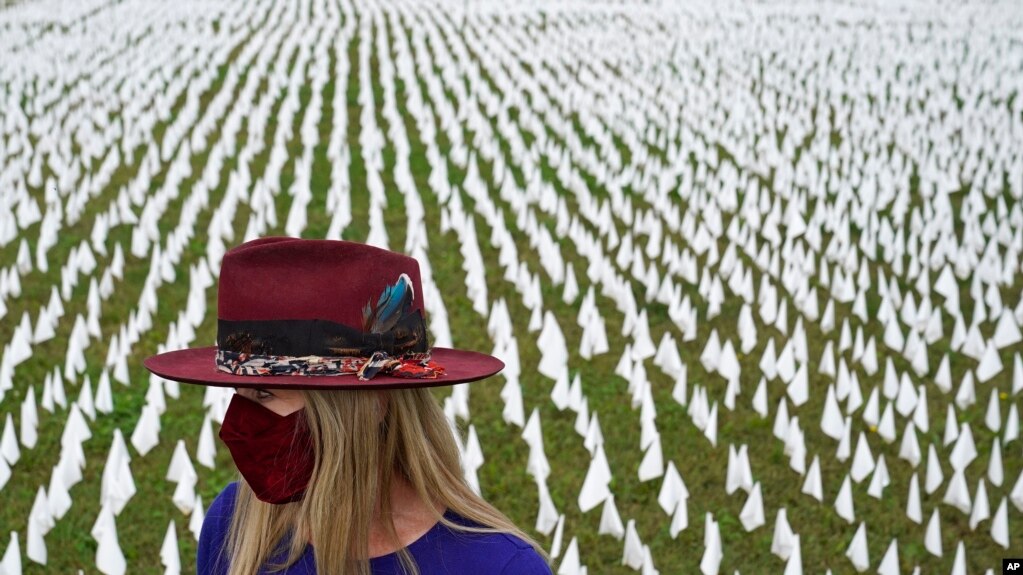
219 387 550 575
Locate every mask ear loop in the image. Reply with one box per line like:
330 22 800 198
287 408 316 506
289 408 313 459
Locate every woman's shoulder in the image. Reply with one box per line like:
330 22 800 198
197 481 240 575
463 532 551 575
206 481 240 525
416 510 553 575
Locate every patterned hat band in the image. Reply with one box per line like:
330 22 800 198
213 275 445 381
215 348 444 381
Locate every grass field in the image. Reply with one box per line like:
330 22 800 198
0 0 1021 573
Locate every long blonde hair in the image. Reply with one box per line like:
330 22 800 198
218 386 550 575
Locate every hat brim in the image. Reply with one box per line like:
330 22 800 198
142 346 505 390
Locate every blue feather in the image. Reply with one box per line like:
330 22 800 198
364 273 414 334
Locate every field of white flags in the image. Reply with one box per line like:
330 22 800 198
1 0 1022 572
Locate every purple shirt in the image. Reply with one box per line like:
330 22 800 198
197 482 554 575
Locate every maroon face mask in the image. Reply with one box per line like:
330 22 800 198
218 392 315 505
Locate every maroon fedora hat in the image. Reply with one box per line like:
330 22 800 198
142 236 504 390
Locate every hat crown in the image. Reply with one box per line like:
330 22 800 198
217 237 425 331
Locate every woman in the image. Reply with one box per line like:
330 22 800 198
144 236 552 574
